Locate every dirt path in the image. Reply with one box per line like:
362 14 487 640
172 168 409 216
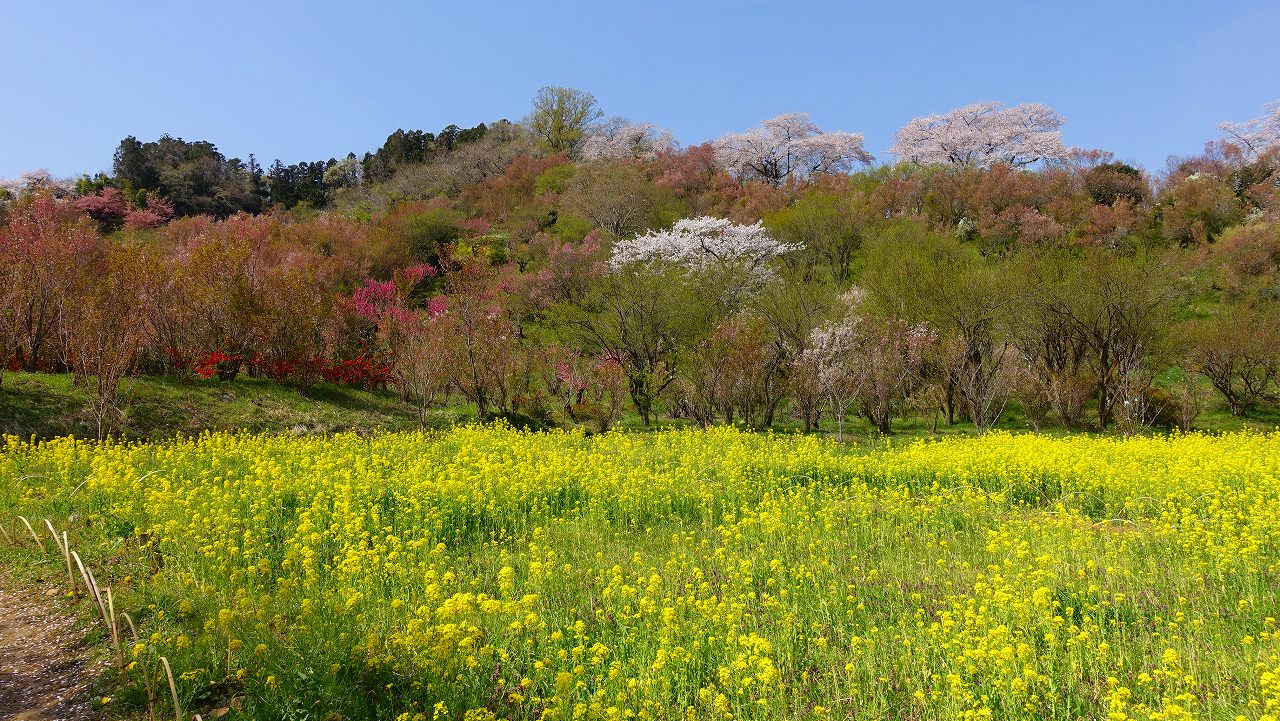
0 576 103 721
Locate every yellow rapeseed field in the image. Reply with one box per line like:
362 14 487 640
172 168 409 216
3 426 1280 720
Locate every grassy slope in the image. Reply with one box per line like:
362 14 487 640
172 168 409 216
0 372 444 440
0 370 1274 442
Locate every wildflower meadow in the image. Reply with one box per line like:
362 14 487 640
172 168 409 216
3 426 1279 720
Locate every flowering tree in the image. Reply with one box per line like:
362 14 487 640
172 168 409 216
580 119 677 161
890 101 1069 168
612 216 795 312
1219 101 1280 158
525 231 607 309
544 346 593 427
1 170 74 199
798 318 863 440
610 216 794 274
124 192 175 230
172 215 276 379
713 113 873 185
586 355 627 432
392 307 451 425
440 259 521 417
0 193 99 371
74 187 130 230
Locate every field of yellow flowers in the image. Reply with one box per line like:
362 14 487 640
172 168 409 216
2 426 1280 721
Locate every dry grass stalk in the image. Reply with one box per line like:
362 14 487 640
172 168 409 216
105 586 124 671
70 551 107 626
17 515 44 552
122 611 139 641
42 519 76 591
159 656 182 721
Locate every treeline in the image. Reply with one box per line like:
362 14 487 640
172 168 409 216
1 89 1279 438
69 119 496 220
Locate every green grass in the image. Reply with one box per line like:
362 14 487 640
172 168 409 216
0 372 442 440
1 370 1275 443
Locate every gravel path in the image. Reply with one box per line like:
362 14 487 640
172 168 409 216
0 576 103 721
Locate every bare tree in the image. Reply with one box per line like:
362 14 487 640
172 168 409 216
61 250 145 439
1180 304 1280 416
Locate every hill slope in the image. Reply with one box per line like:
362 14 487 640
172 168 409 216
0 372 446 440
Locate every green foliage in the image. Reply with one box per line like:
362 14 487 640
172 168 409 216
526 85 602 156
112 135 262 218
0 372 429 440
549 212 595 241
399 207 461 261
534 163 576 195
764 191 877 281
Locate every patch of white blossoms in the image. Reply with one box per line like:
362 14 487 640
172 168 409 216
609 216 796 276
581 120 677 161
890 101 1069 168
714 112 873 184
1219 101 1280 159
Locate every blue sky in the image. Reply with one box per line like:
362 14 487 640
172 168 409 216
2 0 1276 178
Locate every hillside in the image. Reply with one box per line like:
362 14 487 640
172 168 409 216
0 372 435 440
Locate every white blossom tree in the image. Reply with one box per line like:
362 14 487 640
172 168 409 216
1219 101 1280 158
610 216 795 274
713 113 873 185
0 169 73 198
581 118 677 161
798 318 864 440
890 101 1069 168
611 216 797 312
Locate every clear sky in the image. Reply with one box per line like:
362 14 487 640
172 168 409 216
2 0 1276 179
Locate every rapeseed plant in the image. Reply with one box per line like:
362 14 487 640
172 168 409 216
1 427 1278 719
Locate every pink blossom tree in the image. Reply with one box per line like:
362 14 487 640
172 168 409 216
581 119 677 161
1219 101 1280 158
124 193 175 230
713 113 873 185
0 193 100 371
798 318 864 440
890 101 1069 168
74 187 130 229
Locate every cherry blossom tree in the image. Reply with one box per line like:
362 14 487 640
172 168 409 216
1219 101 1280 158
890 101 1069 168
713 113 873 185
1 170 74 199
798 318 863 440
611 217 796 313
610 216 794 273
580 119 677 161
